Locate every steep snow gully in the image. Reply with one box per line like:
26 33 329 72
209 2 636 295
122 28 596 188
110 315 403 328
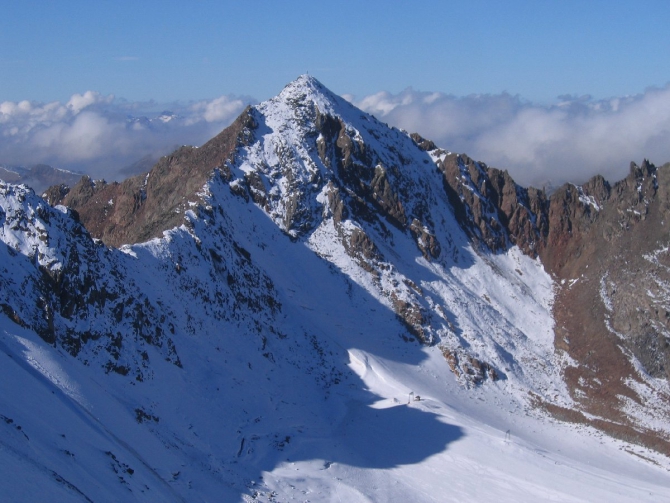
1 76 669 501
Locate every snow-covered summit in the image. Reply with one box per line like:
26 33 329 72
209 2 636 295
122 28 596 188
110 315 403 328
265 74 351 118
226 77 569 393
241 73 439 241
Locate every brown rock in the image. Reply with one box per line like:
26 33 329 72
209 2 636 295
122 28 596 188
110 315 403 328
54 107 256 247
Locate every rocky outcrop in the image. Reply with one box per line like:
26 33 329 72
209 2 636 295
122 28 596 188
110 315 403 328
431 150 548 256
440 346 499 386
0 183 182 380
48 108 256 247
420 139 670 448
542 161 670 453
409 219 441 260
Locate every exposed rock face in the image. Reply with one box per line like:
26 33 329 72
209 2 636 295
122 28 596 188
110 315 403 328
426 150 670 453
1 180 282 383
430 149 548 256
543 162 670 447
0 183 182 380
440 346 499 386
45 109 256 247
409 219 441 260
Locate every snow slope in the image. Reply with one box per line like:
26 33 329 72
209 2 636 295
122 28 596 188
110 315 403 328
1 76 669 501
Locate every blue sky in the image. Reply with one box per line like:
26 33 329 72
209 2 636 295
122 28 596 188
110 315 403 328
2 0 670 186
3 0 669 103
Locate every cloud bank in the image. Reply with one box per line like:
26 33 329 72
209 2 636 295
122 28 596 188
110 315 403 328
349 85 670 187
3 85 670 189
0 91 252 180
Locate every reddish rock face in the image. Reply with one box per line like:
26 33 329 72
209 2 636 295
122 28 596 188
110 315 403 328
47 108 256 247
430 150 670 453
430 150 549 257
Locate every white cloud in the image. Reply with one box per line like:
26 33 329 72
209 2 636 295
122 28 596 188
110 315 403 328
32 111 122 162
67 91 113 114
188 96 246 124
0 92 251 179
4 85 670 189
350 85 670 187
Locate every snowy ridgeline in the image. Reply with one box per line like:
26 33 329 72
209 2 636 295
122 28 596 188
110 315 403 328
1 76 670 501
1 180 669 501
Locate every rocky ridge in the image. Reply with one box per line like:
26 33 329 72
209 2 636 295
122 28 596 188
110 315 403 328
424 143 670 451
44 109 256 247
4 75 670 465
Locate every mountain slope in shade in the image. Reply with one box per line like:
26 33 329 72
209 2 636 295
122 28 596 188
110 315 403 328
1 75 670 501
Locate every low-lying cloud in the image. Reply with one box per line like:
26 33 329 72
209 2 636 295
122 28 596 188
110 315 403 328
349 85 670 187
3 84 670 189
0 91 252 180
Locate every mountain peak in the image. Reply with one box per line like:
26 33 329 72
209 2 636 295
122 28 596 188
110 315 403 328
281 74 331 98
285 73 325 90
262 74 349 118
5 74 670 500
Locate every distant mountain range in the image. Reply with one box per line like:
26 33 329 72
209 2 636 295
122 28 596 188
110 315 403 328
0 164 83 194
1 75 669 501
